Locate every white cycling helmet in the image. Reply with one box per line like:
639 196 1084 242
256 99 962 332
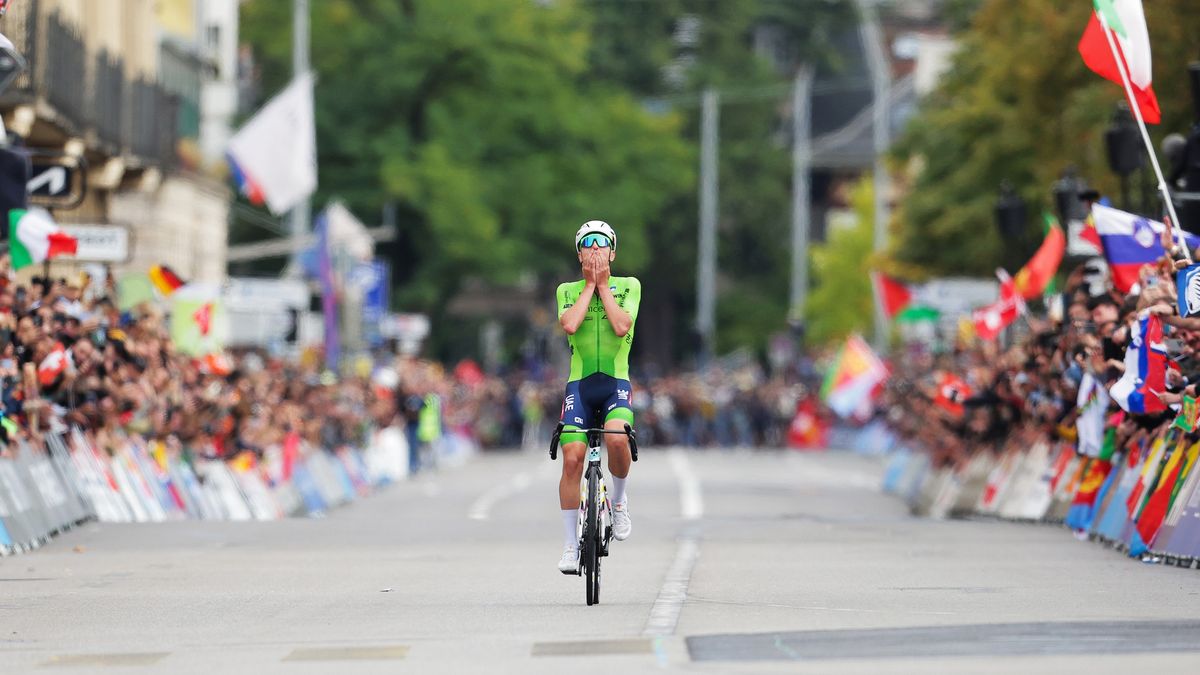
575 220 616 251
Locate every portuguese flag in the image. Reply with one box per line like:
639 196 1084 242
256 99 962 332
1014 215 1066 300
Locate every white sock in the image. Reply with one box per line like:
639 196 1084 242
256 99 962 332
561 509 578 550
611 476 627 506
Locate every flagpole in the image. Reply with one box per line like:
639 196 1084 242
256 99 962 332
1096 12 1192 263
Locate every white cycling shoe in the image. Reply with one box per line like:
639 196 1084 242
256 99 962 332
558 546 580 574
612 501 632 541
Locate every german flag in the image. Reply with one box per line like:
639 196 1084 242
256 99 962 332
149 264 186 296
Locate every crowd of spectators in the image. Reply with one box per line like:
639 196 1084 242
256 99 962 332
504 364 810 451
883 230 1200 474
0 250 813 468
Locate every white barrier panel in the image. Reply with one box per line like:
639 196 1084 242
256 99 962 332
196 461 254 521
69 428 133 523
1 422 480 555
952 453 995 515
15 441 76 537
0 457 41 551
927 468 962 520
45 433 96 524
998 444 1049 520
365 426 409 485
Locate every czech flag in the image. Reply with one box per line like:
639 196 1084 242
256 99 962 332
1092 204 1200 293
1109 311 1167 415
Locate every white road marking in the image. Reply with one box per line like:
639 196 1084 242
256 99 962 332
643 448 703 637
670 449 704 520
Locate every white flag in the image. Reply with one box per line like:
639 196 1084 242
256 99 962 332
227 73 317 215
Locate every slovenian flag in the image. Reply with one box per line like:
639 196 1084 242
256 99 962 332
1078 0 1160 124
1109 311 1167 415
8 208 78 271
1092 204 1200 293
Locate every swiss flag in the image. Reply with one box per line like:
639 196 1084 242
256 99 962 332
972 269 1024 341
934 373 973 418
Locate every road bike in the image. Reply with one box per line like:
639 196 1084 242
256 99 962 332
550 417 638 606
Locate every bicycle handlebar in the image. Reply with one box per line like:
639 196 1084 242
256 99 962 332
548 422 639 462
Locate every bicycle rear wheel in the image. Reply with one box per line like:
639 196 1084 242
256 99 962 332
585 469 600 605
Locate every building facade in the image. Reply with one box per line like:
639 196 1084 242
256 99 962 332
0 0 235 283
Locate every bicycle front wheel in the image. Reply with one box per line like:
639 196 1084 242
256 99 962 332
585 470 600 605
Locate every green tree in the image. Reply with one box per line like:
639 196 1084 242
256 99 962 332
891 0 1200 277
557 1 858 363
240 0 693 354
805 177 874 345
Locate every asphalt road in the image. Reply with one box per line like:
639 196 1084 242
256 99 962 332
3 448 1200 674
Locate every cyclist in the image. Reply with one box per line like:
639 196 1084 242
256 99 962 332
556 220 641 573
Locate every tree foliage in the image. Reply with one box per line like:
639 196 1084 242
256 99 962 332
240 0 858 362
891 0 1200 277
805 177 875 345
241 0 692 310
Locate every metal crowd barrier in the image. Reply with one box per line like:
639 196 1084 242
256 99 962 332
882 430 1200 568
0 424 465 556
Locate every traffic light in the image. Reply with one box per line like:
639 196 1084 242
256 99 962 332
1105 104 1143 178
995 182 1027 241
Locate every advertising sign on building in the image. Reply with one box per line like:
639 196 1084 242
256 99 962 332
59 224 130 262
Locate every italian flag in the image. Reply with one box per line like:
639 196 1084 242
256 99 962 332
9 208 78 270
1078 0 1160 124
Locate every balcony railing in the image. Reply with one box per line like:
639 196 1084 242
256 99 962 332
0 7 181 167
44 12 86 132
130 78 178 169
93 51 125 148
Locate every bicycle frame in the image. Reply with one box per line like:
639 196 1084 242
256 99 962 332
550 419 638 605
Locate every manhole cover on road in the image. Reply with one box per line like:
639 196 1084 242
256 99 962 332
282 646 409 662
532 639 653 657
39 652 168 668
686 620 1200 661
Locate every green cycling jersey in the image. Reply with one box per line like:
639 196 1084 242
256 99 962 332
557 277 641 382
